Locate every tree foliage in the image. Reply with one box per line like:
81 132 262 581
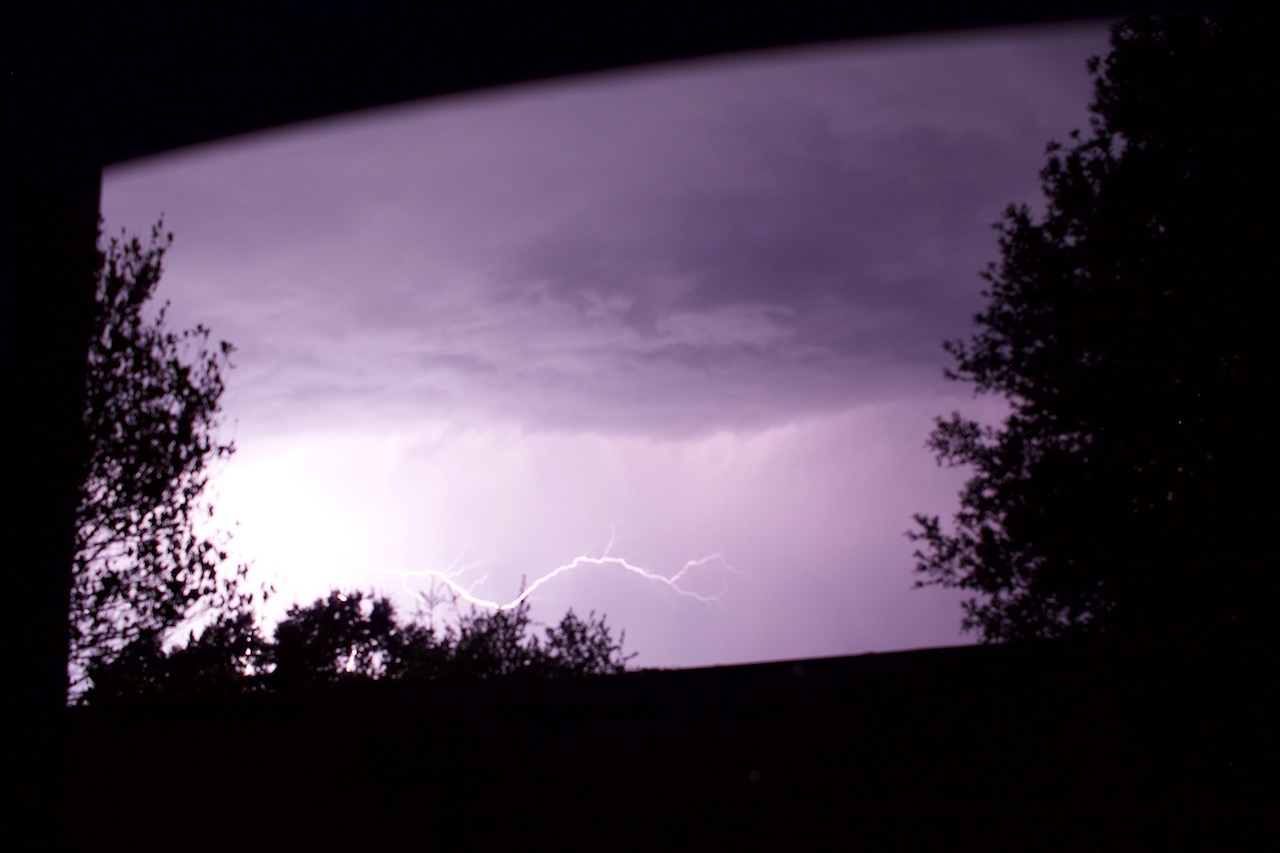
85 611 270 703
71 221 251 696
272 591 400 686
84 589 636 704
909 12 1275 643
270 590 636 685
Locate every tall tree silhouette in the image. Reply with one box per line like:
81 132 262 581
71 221 251 696
910 12 1276 643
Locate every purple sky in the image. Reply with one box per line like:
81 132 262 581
100 22 1111 668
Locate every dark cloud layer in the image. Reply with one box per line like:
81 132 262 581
105 25 1110 439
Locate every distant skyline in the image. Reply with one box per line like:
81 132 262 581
101 21 1112 668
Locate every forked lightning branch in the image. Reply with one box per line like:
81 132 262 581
356 527 742 613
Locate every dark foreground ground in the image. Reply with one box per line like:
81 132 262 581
61 640 1274 850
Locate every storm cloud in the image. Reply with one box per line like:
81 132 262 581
101 22 1111 666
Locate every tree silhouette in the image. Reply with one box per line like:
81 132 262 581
271 590 400 686
541 608 635 677
446 599 634 680
84 611 269 703
71 221 252 697
381 620 453 682
84 588 636 703
165 610 271 694
451 599 540 680
909 11 1275 643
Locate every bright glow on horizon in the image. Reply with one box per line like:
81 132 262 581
207 403 996 667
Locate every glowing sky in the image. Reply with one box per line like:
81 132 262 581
99 22 1110 668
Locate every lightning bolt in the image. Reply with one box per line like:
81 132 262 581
357 526 741 613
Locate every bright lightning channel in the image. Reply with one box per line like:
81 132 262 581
357 527 741 612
